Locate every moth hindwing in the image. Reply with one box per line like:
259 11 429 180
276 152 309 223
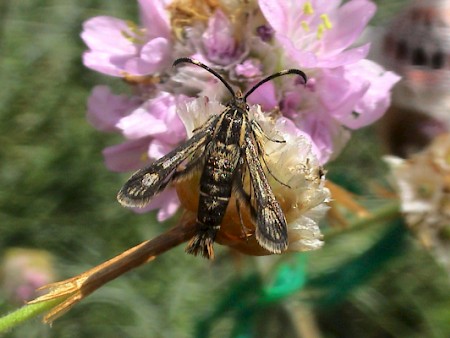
117 57 307 259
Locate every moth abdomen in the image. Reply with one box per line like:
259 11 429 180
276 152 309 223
185 224 220 259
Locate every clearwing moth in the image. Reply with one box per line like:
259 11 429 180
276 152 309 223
117 57 307 259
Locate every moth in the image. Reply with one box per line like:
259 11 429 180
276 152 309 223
117 57 307 259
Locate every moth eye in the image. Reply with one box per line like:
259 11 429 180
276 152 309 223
246 104 250 111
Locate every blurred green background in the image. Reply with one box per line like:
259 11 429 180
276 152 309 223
0 0 449 337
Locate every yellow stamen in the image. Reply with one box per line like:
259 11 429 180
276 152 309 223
126 20 146 37
301 21 310 32
316 14 332 40
320 14 332 29
303 2 314 15
140 152 148 163
167 0 221 40
317 24 325 39
121 22 147 45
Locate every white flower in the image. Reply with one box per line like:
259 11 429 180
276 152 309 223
386 133 450 274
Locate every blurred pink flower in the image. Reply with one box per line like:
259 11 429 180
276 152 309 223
1 249 55 303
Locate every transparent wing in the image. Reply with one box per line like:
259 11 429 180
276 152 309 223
244 132 288 253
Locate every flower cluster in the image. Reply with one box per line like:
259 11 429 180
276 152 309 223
82 0 398 243
386 134 450 271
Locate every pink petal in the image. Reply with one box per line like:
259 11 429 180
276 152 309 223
299 112 351 164
120 38 171 76
323 0 376 54
138 0 171 39
156 190 181 221
246 81 278 111
302 117 334 164
275 34 318 68
132 189 180 221
148 139 173 160
81 16 137 55
235 59 263 78
103 139 151 172
87 86 140 132
315 44 370 68
258 0 289 33
82 51 125 77
117 93 183 139
350 60 401 128
203 10 238 64
117 106 167 139
318 68 368 114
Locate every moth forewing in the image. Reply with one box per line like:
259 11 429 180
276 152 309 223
117 116 218 208
244 131 289 254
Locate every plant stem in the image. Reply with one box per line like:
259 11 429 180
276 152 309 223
325 201 401 240
0 297 66 333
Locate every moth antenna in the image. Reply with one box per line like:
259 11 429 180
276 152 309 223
244 69 307 100
173 57 236 98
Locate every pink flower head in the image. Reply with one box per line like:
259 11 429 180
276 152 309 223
254 0 400 162
82 0 399 222
81 0 171 77
259 0 375 68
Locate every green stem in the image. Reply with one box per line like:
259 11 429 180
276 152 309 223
0 297 66 333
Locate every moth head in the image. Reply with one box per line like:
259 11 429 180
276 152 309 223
233 89 250 111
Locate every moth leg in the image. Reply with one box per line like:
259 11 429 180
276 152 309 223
251 123 291 189
251 120 285 144
233 160 254 240
235 198 250 240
